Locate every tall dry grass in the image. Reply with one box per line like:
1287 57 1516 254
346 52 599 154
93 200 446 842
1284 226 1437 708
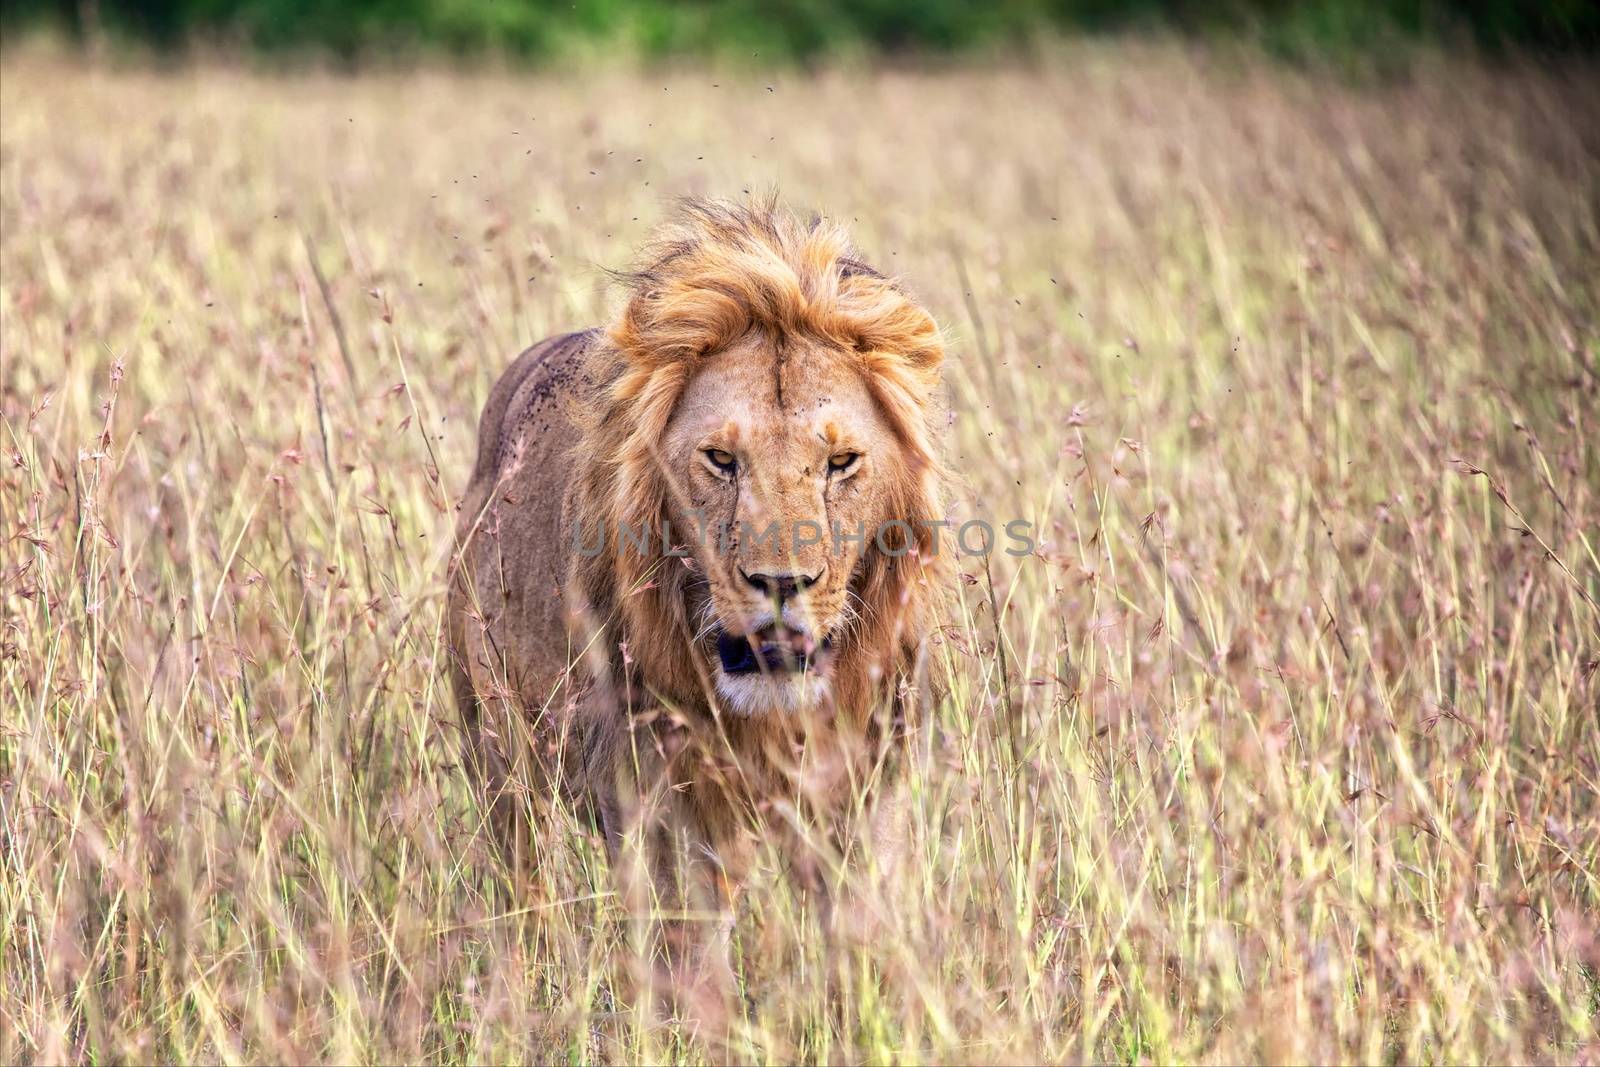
2 45 1598 1064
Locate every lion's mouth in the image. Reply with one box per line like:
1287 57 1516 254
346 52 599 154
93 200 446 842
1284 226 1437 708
715 626 831 676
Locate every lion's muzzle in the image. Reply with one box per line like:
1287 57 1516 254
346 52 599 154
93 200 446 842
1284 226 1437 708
715 626 832 675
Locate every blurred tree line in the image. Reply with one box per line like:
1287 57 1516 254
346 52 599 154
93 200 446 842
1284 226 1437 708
3 0 1596 61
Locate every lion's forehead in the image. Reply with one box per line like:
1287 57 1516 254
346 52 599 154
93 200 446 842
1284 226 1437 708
674 339 886 453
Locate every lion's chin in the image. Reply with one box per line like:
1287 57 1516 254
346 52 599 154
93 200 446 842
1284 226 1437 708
714 670 832 717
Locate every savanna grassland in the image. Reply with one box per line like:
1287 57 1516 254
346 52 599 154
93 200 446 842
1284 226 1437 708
2 45 1599 1064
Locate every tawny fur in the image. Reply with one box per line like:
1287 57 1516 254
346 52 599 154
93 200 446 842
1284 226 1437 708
447 197 948 937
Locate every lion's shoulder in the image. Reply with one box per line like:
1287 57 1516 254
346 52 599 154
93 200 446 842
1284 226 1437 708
468 329 599 489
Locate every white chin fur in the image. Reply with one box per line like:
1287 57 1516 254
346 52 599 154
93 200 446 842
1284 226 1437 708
715 670 830 716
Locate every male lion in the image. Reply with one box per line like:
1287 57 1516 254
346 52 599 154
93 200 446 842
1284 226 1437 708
447 197 948 1004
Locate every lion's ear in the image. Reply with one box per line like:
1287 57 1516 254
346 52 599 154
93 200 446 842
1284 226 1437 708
838 257 883 281
609 279 749 371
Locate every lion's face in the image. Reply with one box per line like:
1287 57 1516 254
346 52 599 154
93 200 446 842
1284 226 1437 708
662 331 905 715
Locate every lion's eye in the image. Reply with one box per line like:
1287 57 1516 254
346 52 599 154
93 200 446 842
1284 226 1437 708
828 452 861 473
705 448 737 474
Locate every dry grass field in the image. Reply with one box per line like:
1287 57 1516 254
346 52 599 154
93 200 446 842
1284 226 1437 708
3 45 1599 1063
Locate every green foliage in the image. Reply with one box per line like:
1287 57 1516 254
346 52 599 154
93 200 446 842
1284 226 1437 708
4 0 1597 60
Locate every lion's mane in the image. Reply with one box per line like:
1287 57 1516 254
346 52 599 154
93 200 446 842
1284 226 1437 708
567 197 949 749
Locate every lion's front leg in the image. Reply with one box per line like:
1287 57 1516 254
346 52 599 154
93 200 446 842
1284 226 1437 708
648 816 739 1043
592 727 743 1048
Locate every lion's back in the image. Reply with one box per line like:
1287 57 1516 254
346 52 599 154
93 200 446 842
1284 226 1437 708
449 329 598 722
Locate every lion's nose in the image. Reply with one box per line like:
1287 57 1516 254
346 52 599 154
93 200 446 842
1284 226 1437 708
741 568 821 605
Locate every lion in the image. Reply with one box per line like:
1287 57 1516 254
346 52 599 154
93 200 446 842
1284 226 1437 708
446 196 948 1009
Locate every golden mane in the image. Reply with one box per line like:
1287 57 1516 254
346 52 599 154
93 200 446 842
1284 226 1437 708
571 196 949 731
609 198 940 372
